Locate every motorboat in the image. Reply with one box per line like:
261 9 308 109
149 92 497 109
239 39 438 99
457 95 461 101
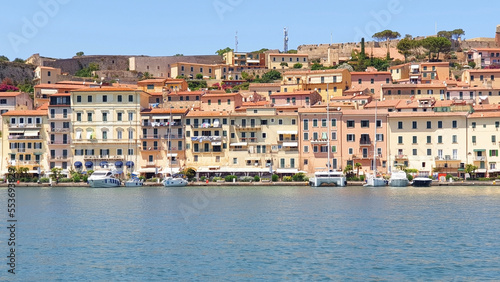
124 172 143 187
389 170 409 187
309 170 347 187
88 170 121 188
412 177 432 187
364 173 387 187
163 176 188 187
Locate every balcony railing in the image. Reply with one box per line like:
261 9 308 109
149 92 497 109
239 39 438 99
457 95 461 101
164 134 184 140
9 123 42 128
190 136 222 142
8 135 42 140
49 128 71 133
475 156 486 161
395 155 408 160
241 137 257 143
360 140 372 146
191 123 222 128
141 147 163 151
141 135 160 139
49 156 69 160
48 141 70 145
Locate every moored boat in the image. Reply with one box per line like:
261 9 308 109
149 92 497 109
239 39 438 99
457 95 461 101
124 173 143 187
412 177 432 187
389 170 409 187
163 176 188 187
88 170 121 188
309 170 347 187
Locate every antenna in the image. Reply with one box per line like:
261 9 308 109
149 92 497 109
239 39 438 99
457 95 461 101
283 27 289 53
235 31 238 52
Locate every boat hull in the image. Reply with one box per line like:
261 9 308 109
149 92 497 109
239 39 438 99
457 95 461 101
310 176 347 187
412 178 432 187
389 178 409 187
124 179 143 187
364 177 387 187
88 178 121 188
163 177 188 187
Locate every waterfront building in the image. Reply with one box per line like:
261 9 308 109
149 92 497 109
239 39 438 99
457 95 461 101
34 81 93 108
139 108 188 178
467 111 500 178
71 87 150 176
281 69 351 100
341 108 389 175
381 83 446 101
1 109 47 176
47 93 72 173
0 92 33 128
462 69 500 89
388 111 468 177
298 106 342 174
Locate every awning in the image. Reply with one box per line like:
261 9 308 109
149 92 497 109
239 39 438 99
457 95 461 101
115 161 123 167
410 76 419 79
276 168 298 174
126 161 134 167
411 64 419 69
152 115 168 119
9 129 25 133
138 167 158 173
160 167 180 174
33 152 43 155
283 142 298 147
28 170 40 174
100 161 108 167
167 153 178 157
85 161 93 168
219 167 269 173
473 149 486 152
245 157 261 161
24 131 39 137
230 142 248 146
74 161 82 168
211 141 221 146
277 131 297 135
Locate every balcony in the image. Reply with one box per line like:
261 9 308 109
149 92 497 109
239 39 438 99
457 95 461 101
191 123 222 129
360 140 372 146
310 139 328 144
234 124 261 130
49 128 71 133
475 156 486 161
8 135 42 140
191 136 223 142
192 149 223 154
49 156 69 161
48 115 70 121
142 121 182 127
141 134 160 139
278 138 297 142
141 146 164 151
83 155 125 161
9 123 42 129
164 134 185 140
241 137 257 143
394 154 408 160
48 141 71 145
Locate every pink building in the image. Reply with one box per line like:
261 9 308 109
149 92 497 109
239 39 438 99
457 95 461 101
200 92 243 112
269 90 321 107
350 71 392 97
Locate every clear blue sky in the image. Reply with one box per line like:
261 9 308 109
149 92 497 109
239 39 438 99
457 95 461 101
1 0 498 60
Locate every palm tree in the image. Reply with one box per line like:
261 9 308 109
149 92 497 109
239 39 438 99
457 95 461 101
354 163 362 177
343 164 353 176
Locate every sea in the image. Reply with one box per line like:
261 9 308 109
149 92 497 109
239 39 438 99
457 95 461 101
2 185 500 281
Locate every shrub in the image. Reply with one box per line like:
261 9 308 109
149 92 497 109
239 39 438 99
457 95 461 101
200 176 206 182
360 175 365 181
253 175 260 182
445 174 453 180
224 175 237 182
148 177 159 182
272 174 279 182
240 176 253 182
212 177 223 182
40 177 50 183
82 175 88 182
283 176 293 182
292 172 306 182
73 175 81 182
58 178 72 183
407 174 413 182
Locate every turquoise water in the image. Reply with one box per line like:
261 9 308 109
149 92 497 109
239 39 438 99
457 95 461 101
2 185 500 281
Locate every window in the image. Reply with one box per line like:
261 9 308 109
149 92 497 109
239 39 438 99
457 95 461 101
412 136 417 144
128 112 133 121
77 96 82 103
472 136 476 143
426 121 431 129
117 95 122 102
452 135 457 143
87 112 92 122
88 95 92 103
496 121 500 128
398 121 403 129
304 146 309 153
452 120 457 128
76 113 82 122
332 119 337 127
347 120 355 128
438 136 442 143
426 136 431 144
413 149 417 156
361 120 369 128
313 119 318 127
412 121 417 129
128 95 133 102
103 131 107 140
218 99 221 105
492 135 497 143
398 136 403 144
278 119 283 125
321 119 327 127
117 112 122 121
303 132 309 140
347 134 355 142
102 112 107 122
332 132 337 140
427 149 432 156
303 120 309 130
117 131 122 140
103 95 107 102
472 122 476 128
348 148 353 155
376 134 383 141
490 150 499 157
438 121 443 128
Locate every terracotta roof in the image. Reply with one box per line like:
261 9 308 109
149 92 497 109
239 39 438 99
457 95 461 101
0 92 22 97
146 92 163 96
470 48 500 52
270 90 318 96
141 108 189 115
71 87 138 92
350 71 391 75
420 62 450 66
168 91 204 96
202 93 240 98
284 69 347 75
388 111 468 118
37 102 49 110
382 83 446 89
342 109 389 116
467 69 500 73
363 99 401 108
473 104 500 111
186 111 230 117
2 109 47 116
242 101 270 107
137 79 166 84
469 111 500 118
55 81 97 85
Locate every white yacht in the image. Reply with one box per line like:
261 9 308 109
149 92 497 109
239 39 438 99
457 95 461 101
389 170 409 187
363 100 386 187
309 170 347 187
88 170 121 188
124 172 143 187
163 176 188 187
364 173 387 187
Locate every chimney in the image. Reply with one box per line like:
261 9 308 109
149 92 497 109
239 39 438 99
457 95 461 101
496 25 500 47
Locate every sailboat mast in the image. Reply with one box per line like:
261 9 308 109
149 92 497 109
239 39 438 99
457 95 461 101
169 107 172 176
327 84 330 177
374 99 377 175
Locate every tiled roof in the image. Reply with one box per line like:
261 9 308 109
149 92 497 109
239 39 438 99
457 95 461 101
72 87 138 92
186 111 230 117
388 111 468 118
137 79 166 84
141 108 189 115
2 109 47 116
270 90 317 96
0 92 22 97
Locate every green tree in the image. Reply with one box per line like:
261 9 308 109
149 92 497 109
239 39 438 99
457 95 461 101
465 164 478 179
253 48 269 53
195 73 203 79
75 62 99 77
280 62 288 68
287 49 298 54
0 55 9 62
468 61 476 69
13 58 25 63
215 47 233 56
397 37 413 62
421 37 451 61
293 63 303 69
372 30 401 59
50 167 63 181
354 163 362 177
343 164 353 176
181 167 196 179
437 30 453 40
311 63 324 70
76 51 84 56
260 70 282 82
139 72 153 80
174 54 184 56
451 29 465 41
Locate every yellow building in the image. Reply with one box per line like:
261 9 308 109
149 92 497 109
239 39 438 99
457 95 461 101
70 87 150 176
462 69 500 89
33 66 61 85
1 109 47 176
266 53 309 70
281 69 352 100
387 111 468 176
467 111 500 177
171 62 231 80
